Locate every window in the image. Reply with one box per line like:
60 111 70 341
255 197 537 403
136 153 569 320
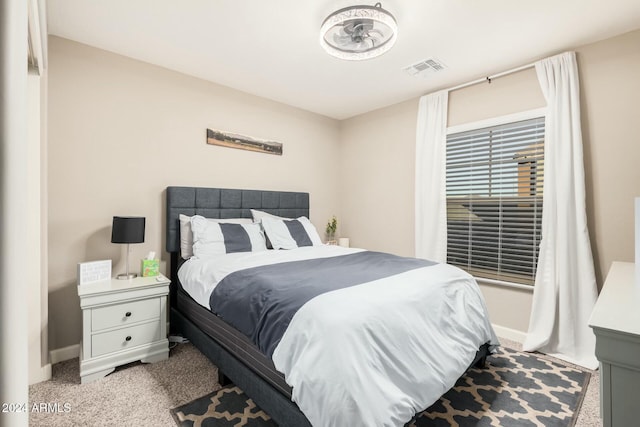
446 115 545 286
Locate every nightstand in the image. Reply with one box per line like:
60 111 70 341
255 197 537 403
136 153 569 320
78 275 170 384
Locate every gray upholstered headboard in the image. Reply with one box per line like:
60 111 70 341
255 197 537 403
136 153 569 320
165 186 310 253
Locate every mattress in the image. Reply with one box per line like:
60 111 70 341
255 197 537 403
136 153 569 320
176 284 292 398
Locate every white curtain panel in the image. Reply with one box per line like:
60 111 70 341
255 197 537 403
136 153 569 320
523 52 598 369
415 91 448 262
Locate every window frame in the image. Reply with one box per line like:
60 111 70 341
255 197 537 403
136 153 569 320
446 107 546 291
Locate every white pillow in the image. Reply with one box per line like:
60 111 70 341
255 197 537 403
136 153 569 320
261 217 322 250
250 209 293 249
250 209 289 222
179 214 252 259
190 215 267 258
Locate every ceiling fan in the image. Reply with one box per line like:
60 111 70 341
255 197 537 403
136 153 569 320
320 3 398 61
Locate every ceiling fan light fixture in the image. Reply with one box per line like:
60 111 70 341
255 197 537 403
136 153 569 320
320 2 398 61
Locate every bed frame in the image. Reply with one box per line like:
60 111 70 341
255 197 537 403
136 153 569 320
165 186 489 427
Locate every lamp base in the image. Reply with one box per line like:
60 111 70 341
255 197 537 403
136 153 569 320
116 273 137 280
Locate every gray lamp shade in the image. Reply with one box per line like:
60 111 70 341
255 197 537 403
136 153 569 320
111 216 145 244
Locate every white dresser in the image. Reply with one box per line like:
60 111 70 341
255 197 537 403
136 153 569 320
78 275 170 384
588 262 640 427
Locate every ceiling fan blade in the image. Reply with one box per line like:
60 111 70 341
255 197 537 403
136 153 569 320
363 37 376 48
333 33 354 43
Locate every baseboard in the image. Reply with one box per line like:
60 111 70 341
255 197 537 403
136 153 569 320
50 343 80 364
492 324 527 343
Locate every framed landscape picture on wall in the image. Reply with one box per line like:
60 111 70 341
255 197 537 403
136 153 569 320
206 128 283 155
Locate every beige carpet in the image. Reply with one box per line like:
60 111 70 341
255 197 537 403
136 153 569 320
29 339 601 426
29 343 220 426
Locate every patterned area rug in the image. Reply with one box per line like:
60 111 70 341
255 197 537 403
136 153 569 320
171 347 590 427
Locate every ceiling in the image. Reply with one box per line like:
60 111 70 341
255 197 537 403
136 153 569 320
48 0 640 120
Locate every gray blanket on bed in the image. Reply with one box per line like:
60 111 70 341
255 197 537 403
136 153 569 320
209 251 436 357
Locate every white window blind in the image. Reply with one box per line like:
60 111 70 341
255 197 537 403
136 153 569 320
446 117 545 286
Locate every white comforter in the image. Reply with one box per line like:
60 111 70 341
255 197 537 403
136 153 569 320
179 246 499 427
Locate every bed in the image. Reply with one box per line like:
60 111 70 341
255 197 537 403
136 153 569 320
165 186 497 427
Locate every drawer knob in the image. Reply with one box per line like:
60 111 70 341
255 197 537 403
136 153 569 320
125 312 132 317
125 336 132 342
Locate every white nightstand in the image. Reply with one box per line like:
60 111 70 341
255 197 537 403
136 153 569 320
78 275 170 384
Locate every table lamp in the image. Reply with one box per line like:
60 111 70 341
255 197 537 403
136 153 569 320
111 216 145 279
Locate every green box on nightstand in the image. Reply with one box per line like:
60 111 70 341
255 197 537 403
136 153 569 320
141 259 159 277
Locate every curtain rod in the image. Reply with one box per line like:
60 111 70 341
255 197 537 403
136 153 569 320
446 61 536 93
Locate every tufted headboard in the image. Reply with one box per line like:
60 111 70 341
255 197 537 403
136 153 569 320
165 186 309 309
165 186 310 254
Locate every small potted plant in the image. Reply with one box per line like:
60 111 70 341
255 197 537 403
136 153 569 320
325 216 338 245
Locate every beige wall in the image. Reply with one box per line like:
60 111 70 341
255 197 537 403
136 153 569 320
339 29 640 337
48 37 341 350
48 29 640 351
578 30 640 285
338 99 418 256
448 67 545 126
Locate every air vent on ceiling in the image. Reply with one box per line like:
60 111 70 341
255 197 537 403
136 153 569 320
403 58 446 77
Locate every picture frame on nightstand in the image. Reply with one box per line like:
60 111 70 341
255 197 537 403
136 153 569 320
77 260 112 285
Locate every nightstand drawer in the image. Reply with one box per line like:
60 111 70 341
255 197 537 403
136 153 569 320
91 322 161 357
91 298 160 331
